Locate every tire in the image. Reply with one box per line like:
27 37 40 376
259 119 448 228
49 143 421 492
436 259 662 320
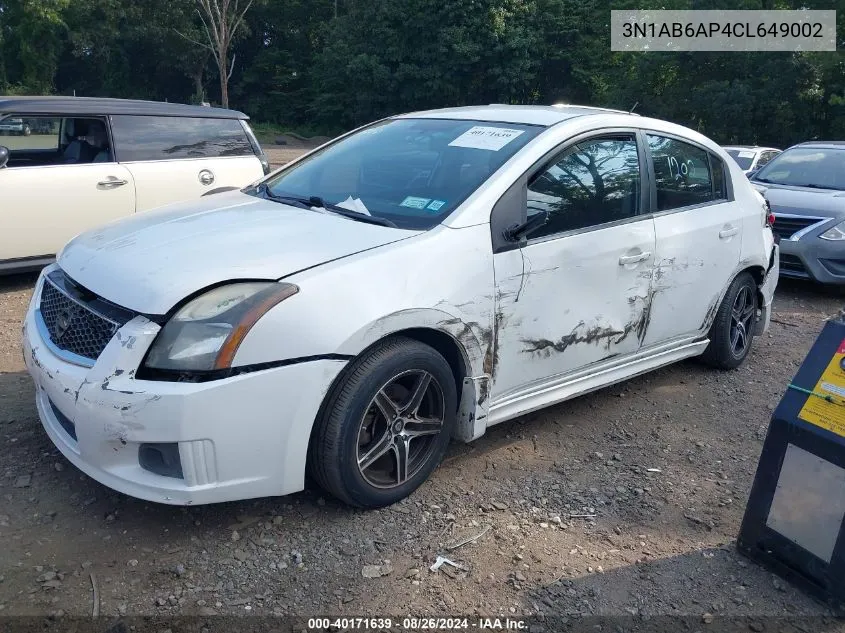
700 272 758 370
308 336 457 508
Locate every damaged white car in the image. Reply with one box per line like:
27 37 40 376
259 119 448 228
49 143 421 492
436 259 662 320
23 105 779 508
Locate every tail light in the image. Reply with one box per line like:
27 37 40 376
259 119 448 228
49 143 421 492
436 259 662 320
765 199 775 227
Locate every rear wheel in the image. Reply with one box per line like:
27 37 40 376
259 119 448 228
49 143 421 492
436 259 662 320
700 272 758 369
308 337 457 508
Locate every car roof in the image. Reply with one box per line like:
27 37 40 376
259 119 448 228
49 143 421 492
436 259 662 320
394 104 639 126
722 145 780 152
0 96 248 120
791 141 845 150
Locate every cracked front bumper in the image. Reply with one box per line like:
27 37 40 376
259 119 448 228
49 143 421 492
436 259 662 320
22 273 346 505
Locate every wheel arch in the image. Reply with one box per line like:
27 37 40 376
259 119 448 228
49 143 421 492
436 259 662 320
309 316 489 468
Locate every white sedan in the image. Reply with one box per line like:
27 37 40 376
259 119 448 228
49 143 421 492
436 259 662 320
22 105 779 508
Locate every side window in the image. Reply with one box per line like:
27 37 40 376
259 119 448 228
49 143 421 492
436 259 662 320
757 151 777 168
0 116 61 165
526 135 641 239
110 116 254 162
647 134 713 211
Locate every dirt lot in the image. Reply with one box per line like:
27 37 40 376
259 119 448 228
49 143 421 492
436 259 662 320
2 261 845 624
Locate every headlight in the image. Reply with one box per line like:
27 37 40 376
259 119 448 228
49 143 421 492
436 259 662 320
820 220 845 241
145 282 299 371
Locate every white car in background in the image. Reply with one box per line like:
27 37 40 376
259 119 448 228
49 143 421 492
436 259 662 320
0 96 270 274
22 105 779 508
723 145 781 176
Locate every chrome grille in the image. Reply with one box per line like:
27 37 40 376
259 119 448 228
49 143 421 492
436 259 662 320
771 214 827 241
38 274 126 362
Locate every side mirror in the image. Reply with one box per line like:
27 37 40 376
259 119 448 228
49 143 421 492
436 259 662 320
0 146 8 169
504 209 549 242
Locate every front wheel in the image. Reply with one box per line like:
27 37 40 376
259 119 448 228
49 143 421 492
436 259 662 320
308 336 457 508
700 272 758 369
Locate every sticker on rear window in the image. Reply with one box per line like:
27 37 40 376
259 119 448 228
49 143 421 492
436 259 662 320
738 151 755 158
449 126 524 151
400 196 431 209
426 199 446 211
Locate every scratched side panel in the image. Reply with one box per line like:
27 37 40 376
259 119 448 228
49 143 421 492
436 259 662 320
490 219 656 404
235 223 496 381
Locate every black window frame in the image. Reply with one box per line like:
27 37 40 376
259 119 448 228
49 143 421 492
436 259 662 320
490 127 650 253
109 114 255 163
641 130 735 217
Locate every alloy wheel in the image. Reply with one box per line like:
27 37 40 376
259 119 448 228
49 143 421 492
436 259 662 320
729 286 756 357
356 369 446 489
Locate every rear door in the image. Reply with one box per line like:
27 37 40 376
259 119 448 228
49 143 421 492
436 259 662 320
0 115 135 262
109 115 264 211
639 133 741 347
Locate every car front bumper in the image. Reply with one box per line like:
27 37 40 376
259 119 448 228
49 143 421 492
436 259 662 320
22 273 347 505
779 237 845 285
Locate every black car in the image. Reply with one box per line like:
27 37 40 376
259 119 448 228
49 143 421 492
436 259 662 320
749 141 845 285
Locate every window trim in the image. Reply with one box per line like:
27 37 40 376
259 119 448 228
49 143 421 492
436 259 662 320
490 127 650 253
640 129 735 219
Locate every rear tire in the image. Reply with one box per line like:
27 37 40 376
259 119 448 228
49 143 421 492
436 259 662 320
308 336 457 508
700 272 758 370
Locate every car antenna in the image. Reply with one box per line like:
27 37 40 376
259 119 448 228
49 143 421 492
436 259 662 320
629 101 639 114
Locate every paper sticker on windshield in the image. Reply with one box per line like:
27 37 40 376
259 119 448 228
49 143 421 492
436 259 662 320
449 126 524 151
426 200 446 211
738 151 755 158
400 196 431 209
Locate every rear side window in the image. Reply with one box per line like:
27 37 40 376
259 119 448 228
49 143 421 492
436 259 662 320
647 134 714 211
111 116 253 162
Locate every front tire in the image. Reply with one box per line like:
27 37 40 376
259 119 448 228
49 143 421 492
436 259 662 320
700 272 758 369
308 336 457 508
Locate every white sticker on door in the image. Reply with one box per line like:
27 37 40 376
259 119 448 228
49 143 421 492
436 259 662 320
448 126 525 151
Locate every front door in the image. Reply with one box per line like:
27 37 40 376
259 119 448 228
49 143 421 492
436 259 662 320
638 133 743 347
491 133 656 403
0 162 135 261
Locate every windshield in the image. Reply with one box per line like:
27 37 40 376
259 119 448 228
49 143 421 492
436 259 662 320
254 118 543 230
753 147 845 190
725 148 754 170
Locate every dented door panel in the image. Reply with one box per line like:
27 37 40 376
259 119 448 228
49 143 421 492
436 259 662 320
640 201 743 347
490 218 656 403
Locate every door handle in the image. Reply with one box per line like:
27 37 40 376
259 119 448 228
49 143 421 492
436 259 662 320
198 169 215 186
619 251 651 266
719 226 740 239
97 177 128 189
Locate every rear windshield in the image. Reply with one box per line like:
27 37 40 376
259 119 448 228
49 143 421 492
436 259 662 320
724 148 754 170
257 118 543 230
111 115 254 162
753 147 845 190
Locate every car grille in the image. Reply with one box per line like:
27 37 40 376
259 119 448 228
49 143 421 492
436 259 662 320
779 253 809 278
38 272 133 363
771 215 827 241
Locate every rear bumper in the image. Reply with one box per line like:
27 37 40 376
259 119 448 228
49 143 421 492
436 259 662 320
754 243 779 336
779 237 845 286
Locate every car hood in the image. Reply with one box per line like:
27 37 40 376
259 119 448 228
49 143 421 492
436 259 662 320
58 191 417 314
751 181 845 218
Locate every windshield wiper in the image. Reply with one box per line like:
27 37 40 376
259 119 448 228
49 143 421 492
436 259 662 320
794 183 845 191
258 185 397 228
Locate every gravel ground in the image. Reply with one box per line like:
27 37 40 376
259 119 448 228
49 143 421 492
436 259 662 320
2 270 844 622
